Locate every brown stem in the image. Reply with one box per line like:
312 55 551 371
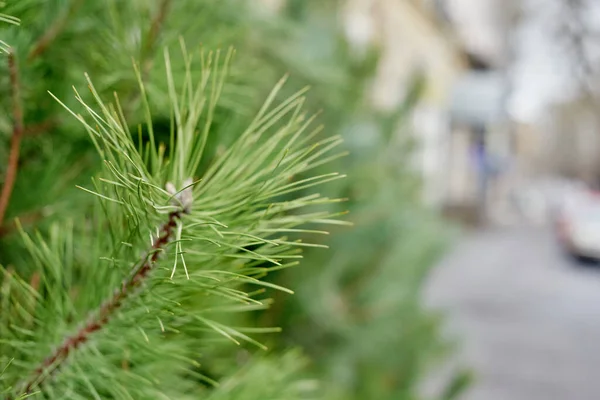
27 0 82 62
0 53 24 225
17 211 182 395
0 1 63 229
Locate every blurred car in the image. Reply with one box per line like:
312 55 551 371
554 187 600 261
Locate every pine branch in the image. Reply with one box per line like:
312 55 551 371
0 121 58 237
17 205 187 395
1 46 346 398
0 52 24 225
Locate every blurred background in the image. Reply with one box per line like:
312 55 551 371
5 0 600 399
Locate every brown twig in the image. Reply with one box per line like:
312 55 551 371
17 210 183 395
0 3 68 229
0 52 24 225
27 0 82 62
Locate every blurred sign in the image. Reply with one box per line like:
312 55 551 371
450 71 506 126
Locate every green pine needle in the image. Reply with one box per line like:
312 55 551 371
1 45 345 398
0 10 18 53
0 13 19 25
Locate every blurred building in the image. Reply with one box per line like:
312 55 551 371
343 0 518 225
261 0 521 224
343 0 467 209
540 97 600 183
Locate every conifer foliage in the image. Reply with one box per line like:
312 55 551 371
0 3 345 398
0 1 469 399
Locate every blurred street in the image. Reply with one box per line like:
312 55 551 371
426 226 600 400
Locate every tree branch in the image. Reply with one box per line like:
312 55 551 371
17 210 183 396
0 4 72 231
0 52 24 225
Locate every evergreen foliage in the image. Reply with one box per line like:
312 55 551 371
1 1 469 399
0 2 345 398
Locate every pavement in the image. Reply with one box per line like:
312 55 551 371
424 225 600 400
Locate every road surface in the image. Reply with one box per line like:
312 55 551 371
424 226 600 400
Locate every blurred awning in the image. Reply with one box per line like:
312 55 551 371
450 71 506 127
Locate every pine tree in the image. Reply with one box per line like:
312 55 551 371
1 1 470 399
0 2 345 398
